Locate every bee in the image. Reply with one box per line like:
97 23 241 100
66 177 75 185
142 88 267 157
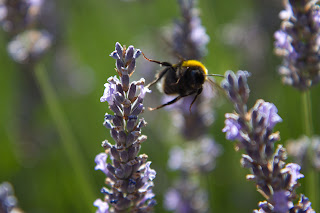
142 53 223 111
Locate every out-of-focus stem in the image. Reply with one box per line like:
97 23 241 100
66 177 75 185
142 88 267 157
33 63 95 210
301 91 318 211
301 91 313 137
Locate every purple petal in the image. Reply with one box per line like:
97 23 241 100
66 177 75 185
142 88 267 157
258 102 282 129
273 190 293 213
100 83 116 104
144 162 156 181
223 115 242 141
94 199 109 213
139 82 151 99
285 163 304 186
95 153 108 174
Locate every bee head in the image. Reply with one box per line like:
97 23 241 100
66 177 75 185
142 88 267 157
185 68 205 88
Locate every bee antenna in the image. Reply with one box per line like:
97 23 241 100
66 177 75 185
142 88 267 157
141 52 172 67
206 74 225 78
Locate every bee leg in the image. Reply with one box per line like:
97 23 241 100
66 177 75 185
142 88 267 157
142 52 172 67
147 67 171 88
189 88 203 113
148 95 182 111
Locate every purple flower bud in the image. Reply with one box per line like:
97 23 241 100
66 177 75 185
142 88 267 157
118 131 127 145
115 42 123 60
112 116 123 127
116 59 124 73
114 92 124 103
127 59 136 76
103 120 113 129
109 104 122 117
119 151 128 162
131 103 143 116
125 45 134 63
127 83 136 101
123 105 131 118
121 74 130 91
126 116 137 132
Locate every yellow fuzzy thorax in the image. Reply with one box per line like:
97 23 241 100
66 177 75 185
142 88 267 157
180 60 208 76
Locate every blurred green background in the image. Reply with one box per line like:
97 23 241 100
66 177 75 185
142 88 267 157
1 0 319 212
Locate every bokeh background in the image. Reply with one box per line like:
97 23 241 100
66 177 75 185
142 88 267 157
1 0 320 212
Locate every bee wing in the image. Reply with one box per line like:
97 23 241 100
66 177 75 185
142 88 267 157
204 76 227 100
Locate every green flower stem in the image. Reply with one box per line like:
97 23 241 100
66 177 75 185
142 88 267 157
301 91 318 211
34 63 95 210
301 91 313 137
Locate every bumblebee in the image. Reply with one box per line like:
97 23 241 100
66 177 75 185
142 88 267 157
142 53 223 111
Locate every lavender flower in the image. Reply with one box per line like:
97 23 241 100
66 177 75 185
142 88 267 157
0 0 42 35
94 42 156 213
160 1 220 212
221 70 315 212
0 0 53 64
162 0 214 140
164 178 208 213
274 0 320 90
7 29 52 64
167 137 221 173
0 182 24 213
170 0 209 60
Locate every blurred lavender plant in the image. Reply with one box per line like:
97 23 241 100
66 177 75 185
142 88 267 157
221 70 315 212
165 0 216 140
274 1 320 207
0 0 52 64
164 178 208 213
0 0 41 35
94 42 156 213
0 182 23 213
0 0 54 164
170 0 209 60
274 0 320 90
161 1 221 212
287 135 320 171
167 137 221 173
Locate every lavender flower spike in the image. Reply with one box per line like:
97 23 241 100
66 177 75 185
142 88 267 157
222 70 315 212
94 42 156 213
274 0 320 90
171 0 209 60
